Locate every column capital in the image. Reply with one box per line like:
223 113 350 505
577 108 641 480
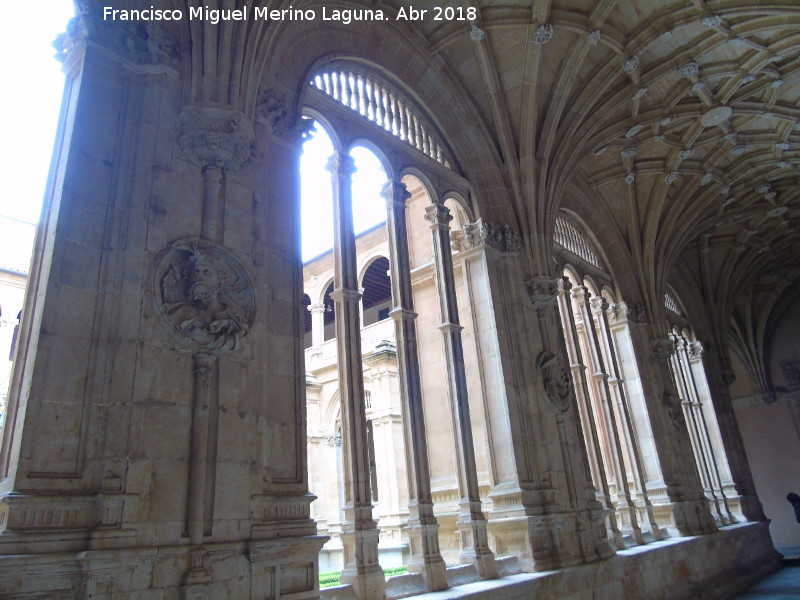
381 179 411 208
328 287 361 303
611 301 647 324
558 276 572 293
651 338 676 361
569 284 590 304
389 307 418 322
256 88 314 144
457 220 522 254
606 302 623 323
424 203 453 229
54 10 178 68
327 151 356 178
177 105 255 171
308 303 326 314
589 295 610 314
688 340 704 359
438 321 465 334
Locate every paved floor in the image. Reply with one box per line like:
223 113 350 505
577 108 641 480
728 548 800 600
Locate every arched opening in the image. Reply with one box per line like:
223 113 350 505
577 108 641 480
361 257 391 326
323 281 336 341
302 294 312 349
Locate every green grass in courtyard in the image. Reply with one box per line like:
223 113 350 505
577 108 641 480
319 566 409 589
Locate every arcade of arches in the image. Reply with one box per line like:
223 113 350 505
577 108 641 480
0 2 799 599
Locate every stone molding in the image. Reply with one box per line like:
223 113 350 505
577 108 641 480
177 105 255 171
0 493 96 533
250 494 314 524
153 238 256 352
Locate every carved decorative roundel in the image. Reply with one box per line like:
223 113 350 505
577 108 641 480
154 238 255 352
665 392 689 438
537 351 571 413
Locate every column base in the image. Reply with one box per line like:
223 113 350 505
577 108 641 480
339 527 386 600
663 497 718 536
456 516 497 579
488 508 614 572
733 492 767 522
404 521 448 591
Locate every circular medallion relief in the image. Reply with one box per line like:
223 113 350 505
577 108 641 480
154 238 255 352
537 351 571 413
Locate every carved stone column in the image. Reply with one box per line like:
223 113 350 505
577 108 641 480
309 303 326 348
586 294 644 545
328 152 385 600
173 106 255 575
382 181 447 591
557 282 623 549
524 277 614 569
425 203 496 579
674 338 735 524
0 8 329 600
599 302 662 540
177 104 255 244
696 345 766 521
624 308 717 536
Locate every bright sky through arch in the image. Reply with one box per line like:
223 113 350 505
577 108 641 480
0 3 387 266
0 2 73 225
300 122 388 262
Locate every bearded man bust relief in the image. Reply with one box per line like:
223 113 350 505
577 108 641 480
157 240 255 352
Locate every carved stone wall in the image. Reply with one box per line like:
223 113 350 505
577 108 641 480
0 14 323 600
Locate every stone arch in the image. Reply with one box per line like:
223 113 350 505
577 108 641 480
302 107 345 152
257 22 514 225
359 256 391 327
348 138 396 181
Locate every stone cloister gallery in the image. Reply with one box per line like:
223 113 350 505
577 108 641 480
0 1 799 599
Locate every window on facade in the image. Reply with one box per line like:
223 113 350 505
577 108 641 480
302 294 312 350
361 257 391 326
9 311 21 361
323 282 336 342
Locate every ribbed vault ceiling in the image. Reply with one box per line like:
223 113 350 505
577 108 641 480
390 0 799 322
